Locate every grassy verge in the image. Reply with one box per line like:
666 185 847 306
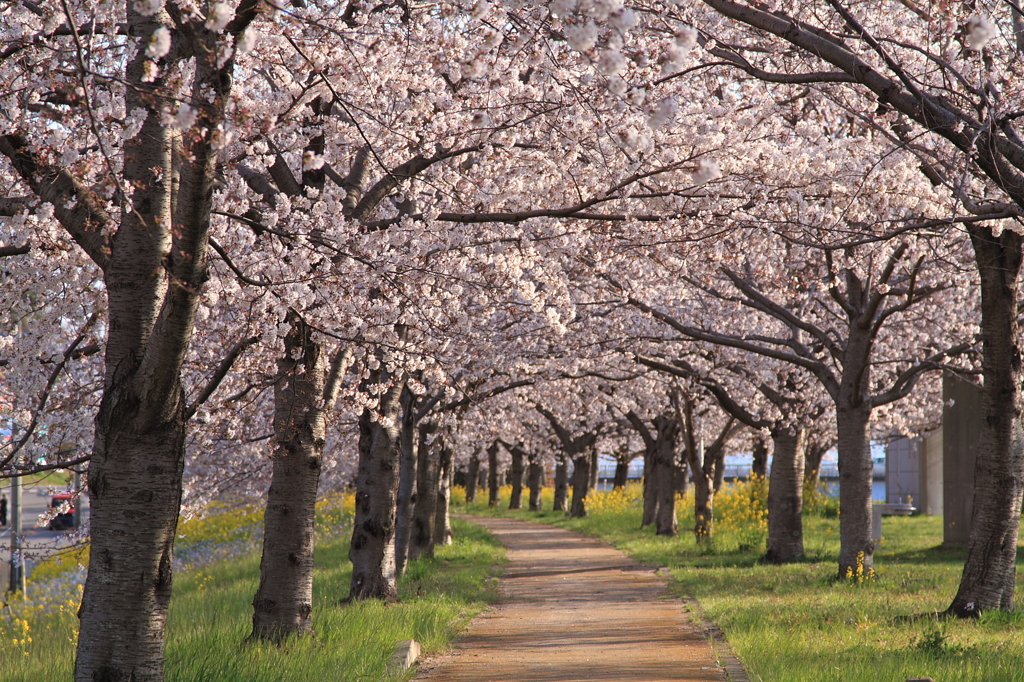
459 482 1024 682
1 497 504 681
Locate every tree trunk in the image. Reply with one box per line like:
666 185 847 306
251 317 330 641
713 445 727 492
751 436 769 479
674 459 689 496
528 456 543 511
836 404 874 579
613 457 629 489
477 463 488 492
72 10 240 675
950 226 1024 616
569 453 592 517
509 445 524 510
409 421 439 562
653 415 679 536
553 456 569 512
641 452 659 527
764 427 805 564
348 373 403 601
804 440 828 487
77 384 187 682
590 448 600 490
465 452 480 503
692 467 714 542
394 387 418 577
433 438 453 548
487 441 500 507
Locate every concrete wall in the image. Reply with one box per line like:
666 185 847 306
942 376 983 546
885 437 920 505
919 428 943 516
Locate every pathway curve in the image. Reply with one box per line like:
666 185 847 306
414 515 739 682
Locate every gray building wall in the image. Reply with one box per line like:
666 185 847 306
885 437 919 505
919 428 943 516
942 375 983 547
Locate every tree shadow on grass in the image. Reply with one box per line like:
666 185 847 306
881 543 1024 567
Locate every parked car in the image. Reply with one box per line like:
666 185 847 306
48 493 75 530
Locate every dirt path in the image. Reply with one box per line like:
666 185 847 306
414 516 741 682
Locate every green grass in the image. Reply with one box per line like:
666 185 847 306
460 483 1024 682
0 502 504 682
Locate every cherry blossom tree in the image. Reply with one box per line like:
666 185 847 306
672 0 1024 614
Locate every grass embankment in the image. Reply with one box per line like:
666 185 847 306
460 482 1024 682
1 495 504 681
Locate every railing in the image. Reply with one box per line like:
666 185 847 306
594 461 864 481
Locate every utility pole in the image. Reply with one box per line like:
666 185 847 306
8 471 25 594
8 422 25 595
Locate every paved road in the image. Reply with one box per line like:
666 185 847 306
415 516 739 682
1 478 89 578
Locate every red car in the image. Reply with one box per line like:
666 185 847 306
48 493 75 530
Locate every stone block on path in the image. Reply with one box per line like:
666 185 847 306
387 639 422 675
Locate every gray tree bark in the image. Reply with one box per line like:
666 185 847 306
465 451 480 503
348 365 404 601
536 406 598 518
613 458 630 489
569 452 592 518
43 6 259 679
681 397 740 542
804 437 830 488
553 456 569 512
652 415 680 536
505 441 525 510
627 410 678 535
434 437 453 547
251 318 350 640
674 459 690 496
764 427 805 564
836 405 874 577
477 463 488 493
528 454 543 511
409 421 439 561
394 386 418 577
950 227 1024 615
712 445 728 492
751 436 769 479
487 441 500 507
641 448 658 527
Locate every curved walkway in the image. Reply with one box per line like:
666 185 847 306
414 515 742 682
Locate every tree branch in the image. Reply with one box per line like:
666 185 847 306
185 335 261 421
0 313 98 471
0 243 31 258
0 134 113 270
323 346 355 413
626 295 840 397
350 144 484 221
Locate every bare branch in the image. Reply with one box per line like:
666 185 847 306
1 454 92 479
636 354 772 429
184 335 261 421
350 145 484 221
0 243 31 258
0 134 113 270
209 236 275 287
440 378 535 412
626 295 840 397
